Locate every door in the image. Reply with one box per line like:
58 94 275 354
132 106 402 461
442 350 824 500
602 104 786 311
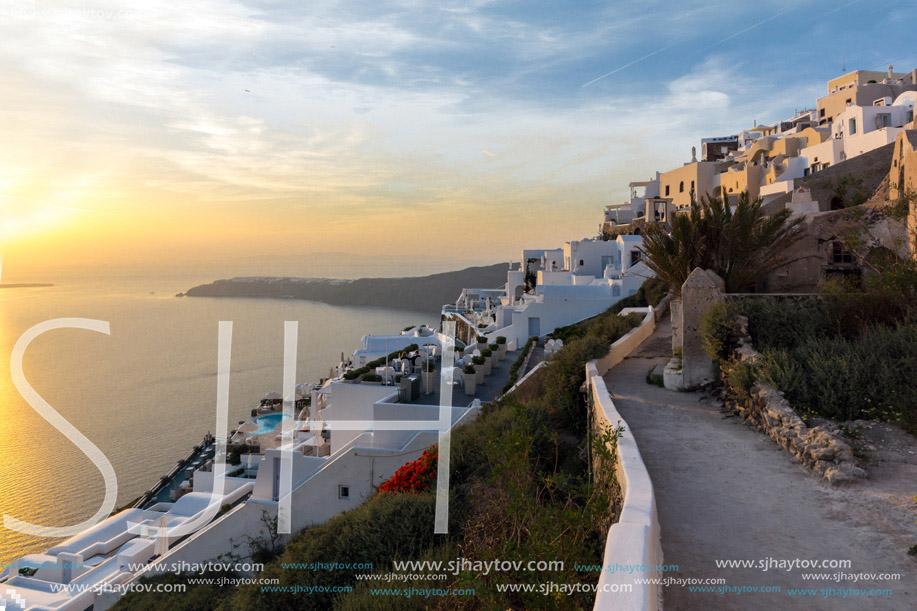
528 317 540 338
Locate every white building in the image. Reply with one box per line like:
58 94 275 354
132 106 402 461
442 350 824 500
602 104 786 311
351 325 444 367
627 68 917 212
444 235 652 346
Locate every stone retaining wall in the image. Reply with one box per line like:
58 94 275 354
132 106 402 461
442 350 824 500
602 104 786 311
721 315 866 485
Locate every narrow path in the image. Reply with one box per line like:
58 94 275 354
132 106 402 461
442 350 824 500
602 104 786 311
603 317 917 610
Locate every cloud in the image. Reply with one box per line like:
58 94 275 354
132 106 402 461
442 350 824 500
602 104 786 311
0 0 909 262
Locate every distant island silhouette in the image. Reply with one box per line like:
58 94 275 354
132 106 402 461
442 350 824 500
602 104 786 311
0 283 53 289
180 263 507 313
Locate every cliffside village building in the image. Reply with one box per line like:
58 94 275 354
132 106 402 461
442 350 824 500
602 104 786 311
602 66 917 293
444 235 649 347
603 66 917 237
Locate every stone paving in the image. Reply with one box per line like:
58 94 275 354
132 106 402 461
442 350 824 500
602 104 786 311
602 317 917 611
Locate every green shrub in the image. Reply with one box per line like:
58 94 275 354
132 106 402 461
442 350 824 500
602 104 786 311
740 298 832 350
231 494 437 610
334 545 458 610
482 347 493 358
472 355 485 366
463 363 475 374
703 296 917 433
700 301 740 361
501 336 535 393
111 571 239 611
496 336 506 345
756 325 917 432
723 360 756 402
737 295 907 351
645 367 664 387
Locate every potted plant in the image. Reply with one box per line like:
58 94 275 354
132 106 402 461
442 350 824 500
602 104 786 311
472 355 485 383
481 347 493 375
421 358 436 394
496 336 507 359
489 342 501 363
463 364 477 396
476 335 487 351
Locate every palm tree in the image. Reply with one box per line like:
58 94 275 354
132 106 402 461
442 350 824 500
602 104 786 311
639 191 803 294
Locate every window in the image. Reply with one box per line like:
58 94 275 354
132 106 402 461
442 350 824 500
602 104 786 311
819 108 826 117
338 485 350 499
665 185 670 196
877 113 891 128
849 118 857 135
630 251 642 267
832 242 854 264
845 98 851 106
690 180 695 191
679 181 684 193
579 259 584 267
907 110 914 123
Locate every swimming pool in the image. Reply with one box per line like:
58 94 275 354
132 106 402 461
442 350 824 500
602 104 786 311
252 413 292 435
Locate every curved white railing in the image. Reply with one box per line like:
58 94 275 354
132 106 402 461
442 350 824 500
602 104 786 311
587 307 663 611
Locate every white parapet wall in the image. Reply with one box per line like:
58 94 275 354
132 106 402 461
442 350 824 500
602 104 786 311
586 307 663 611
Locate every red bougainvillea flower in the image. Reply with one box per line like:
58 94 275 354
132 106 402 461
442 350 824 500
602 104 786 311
379 446 438 494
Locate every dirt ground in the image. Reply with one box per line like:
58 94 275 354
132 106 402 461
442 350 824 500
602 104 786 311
602 318 917 610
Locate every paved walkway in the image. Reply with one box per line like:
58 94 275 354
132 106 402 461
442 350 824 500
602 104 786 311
602 318 917 610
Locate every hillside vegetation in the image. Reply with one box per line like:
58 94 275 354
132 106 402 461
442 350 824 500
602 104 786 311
703 294 917 435
114 293 653 610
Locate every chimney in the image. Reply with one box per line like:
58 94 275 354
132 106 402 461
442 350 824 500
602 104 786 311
888 65 894 81
911 68 917 85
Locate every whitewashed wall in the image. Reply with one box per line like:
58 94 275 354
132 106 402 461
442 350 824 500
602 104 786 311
587 308 663 611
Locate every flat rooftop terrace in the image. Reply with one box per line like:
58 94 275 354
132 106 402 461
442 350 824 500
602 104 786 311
404 346 531 407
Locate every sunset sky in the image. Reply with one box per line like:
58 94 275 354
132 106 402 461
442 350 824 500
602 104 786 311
1 0 914 272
